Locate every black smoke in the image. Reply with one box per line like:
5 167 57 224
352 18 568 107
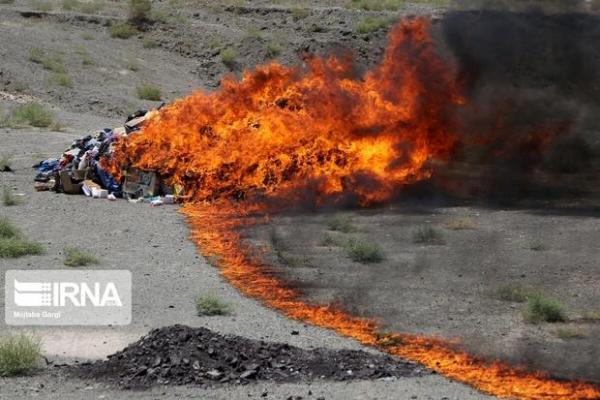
429 9 600 204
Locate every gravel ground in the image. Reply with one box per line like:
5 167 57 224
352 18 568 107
252 199 600 383
1 370 488 400
5 1 596 398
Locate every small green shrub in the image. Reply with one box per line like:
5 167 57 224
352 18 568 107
412 226 443 245
220 47 237 68
109 23 138 39
9 103 54 128
0 237 44 258
327 214 357 233
52 73 72 88
524 293 567 323
129 0 151 22
494 284 530 302
209 38 222 50
64 247 99 267
321 233 343 247
265 42 281 58
0 155 12 171
555 327 586 339
195 295 231 316
142 37 158 48
28 49 67 73
82 32 94 40
42 57 66 73
291 7 309 19
74 44 88 56
529 239 546 251
0 333 41 377
346 239 384 263
245 25 262 40
356 17 391 34
583 311 600 321
0 217 43 258
136 83 162 101
3 187 20 206
149 9 170 23
0 217 20 238
28 48 44 64
126 59 139 71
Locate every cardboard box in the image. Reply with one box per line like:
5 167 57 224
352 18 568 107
72 168 90 181
82 180 101 197
123 168 159 198
113 127 126 136
125 115 148 133
59 171 82 195
92 188 108 199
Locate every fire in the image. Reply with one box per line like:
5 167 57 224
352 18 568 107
108 18 461 205
107 17 600 400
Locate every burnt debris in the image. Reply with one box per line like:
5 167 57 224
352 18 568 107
71 325 427 388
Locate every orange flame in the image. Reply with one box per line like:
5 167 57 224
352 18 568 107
107 17 600 400
109 18 461 205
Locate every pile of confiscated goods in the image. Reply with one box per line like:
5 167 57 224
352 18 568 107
32 110 175 206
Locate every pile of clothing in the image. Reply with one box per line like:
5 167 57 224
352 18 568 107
33 110 175 205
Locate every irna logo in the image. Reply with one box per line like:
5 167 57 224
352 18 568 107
5 270 131 326
14 280 123 307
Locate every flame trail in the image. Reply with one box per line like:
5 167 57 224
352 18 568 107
107 17 600 400
183 201 600 400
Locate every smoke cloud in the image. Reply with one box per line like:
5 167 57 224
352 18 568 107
429 9 600 203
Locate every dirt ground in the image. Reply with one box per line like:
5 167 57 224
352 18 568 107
250 200 600 384
0 0 441 118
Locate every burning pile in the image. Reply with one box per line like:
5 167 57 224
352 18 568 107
106 19 462 206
